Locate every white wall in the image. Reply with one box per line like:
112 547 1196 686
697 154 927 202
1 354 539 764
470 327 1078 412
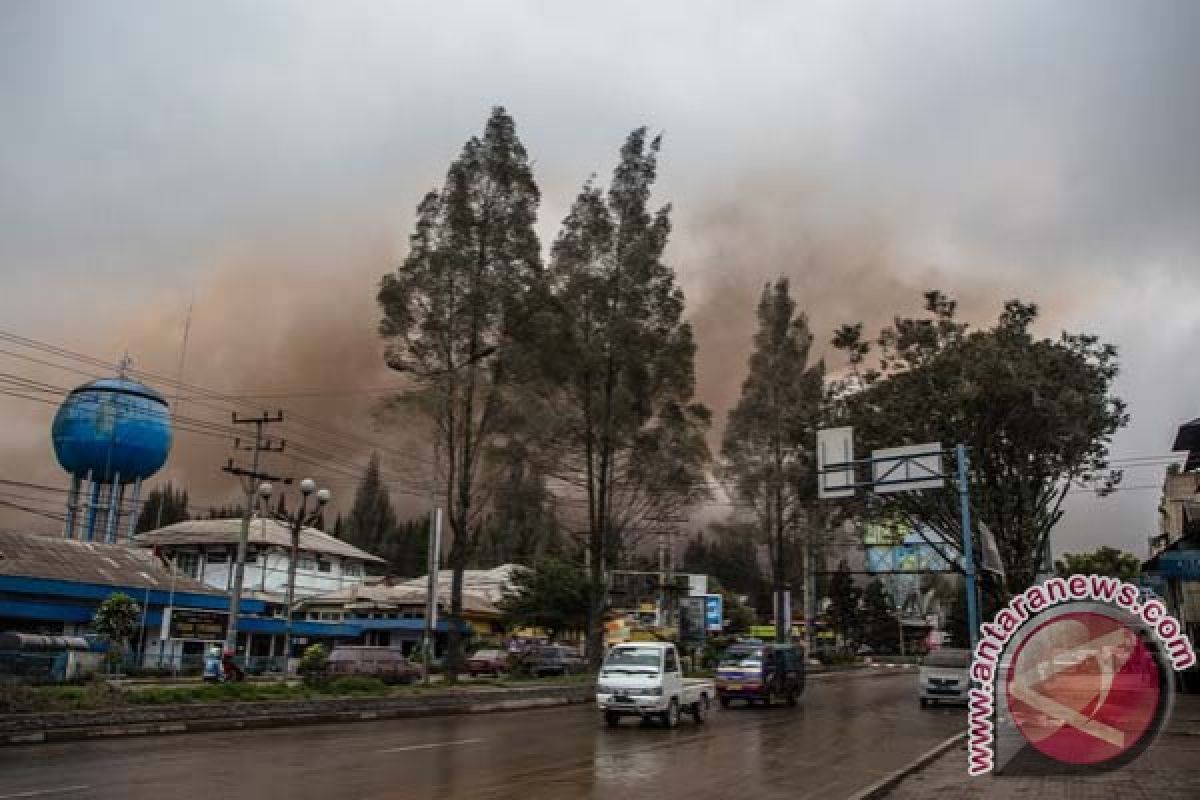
167 545 369 598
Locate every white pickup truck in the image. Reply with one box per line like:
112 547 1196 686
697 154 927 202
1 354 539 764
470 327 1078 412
595 641 714 728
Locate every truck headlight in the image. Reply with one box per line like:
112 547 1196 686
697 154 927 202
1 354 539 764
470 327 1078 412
639 687 662 697
596 684 614 695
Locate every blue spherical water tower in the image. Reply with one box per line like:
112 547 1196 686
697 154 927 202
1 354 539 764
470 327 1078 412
51 364 173 543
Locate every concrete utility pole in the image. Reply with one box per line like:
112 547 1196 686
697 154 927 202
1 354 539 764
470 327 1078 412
222 411 286 652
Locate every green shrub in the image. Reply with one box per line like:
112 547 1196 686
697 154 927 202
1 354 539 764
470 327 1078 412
297 644 330 688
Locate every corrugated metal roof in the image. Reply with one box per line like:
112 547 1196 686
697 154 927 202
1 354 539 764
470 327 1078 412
298 582 500 615
135 518 385 563
0 529 216 594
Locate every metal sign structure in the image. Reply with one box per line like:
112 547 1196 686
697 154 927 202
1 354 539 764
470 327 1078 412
816 428 981 650
817 427 855 499
870 445 944 493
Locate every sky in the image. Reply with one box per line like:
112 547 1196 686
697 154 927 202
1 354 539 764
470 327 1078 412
2 0 1199 557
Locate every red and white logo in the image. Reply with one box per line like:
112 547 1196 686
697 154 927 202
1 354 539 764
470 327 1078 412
1004 610 1161 766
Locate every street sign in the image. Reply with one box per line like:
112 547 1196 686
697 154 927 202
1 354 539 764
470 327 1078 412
871 444 944 493
703 594 723 632
165 608 228 642
818 427 855 499
680 596 706 642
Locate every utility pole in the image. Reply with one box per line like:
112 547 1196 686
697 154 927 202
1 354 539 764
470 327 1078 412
222 411 285 653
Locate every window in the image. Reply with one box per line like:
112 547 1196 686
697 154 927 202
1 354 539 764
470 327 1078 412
923 649 971 668
205 550 229 564
317 560 332 573
176 552 200 579
343 563 362 578
664 649 679 673
298 557 316 571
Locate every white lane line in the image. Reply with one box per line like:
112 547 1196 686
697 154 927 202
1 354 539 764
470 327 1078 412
376 738 484 754
0 787 91 800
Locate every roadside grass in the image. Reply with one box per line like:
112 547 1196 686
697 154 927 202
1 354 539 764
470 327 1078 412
2 672 595 714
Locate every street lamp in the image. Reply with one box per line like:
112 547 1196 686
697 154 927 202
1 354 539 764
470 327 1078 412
275 478 330 676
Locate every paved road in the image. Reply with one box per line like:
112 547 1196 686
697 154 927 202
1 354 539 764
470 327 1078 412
0 671 963 800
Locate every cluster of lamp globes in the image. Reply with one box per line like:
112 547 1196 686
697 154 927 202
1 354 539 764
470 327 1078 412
256 478 331 514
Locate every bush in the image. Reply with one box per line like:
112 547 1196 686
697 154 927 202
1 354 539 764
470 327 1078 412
297 644 330 688
0 679 39 713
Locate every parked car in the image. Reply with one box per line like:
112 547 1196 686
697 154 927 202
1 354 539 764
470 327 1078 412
467 648 509 677
530 644 585 677
918 647 972 707
328 646 421 684
596 642 714 728
715 641 805 707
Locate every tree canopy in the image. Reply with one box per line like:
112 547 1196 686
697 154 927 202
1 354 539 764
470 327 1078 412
499 559 592 640
136 482 190 533
1055 546 1141 581
829 291 1128 597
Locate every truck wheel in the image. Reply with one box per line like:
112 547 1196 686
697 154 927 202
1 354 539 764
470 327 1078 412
693 694 709 724
605 711 621 728
920 698 929 709
663 699 680 728
719 696 731 709
786 690 798 707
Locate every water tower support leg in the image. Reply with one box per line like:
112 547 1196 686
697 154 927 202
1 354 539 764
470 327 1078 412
63 475 81 540
125 478 143 542
83 472 102 542
104 474 121 544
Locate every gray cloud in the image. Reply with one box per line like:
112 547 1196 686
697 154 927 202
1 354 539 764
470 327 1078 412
2 0 1198 553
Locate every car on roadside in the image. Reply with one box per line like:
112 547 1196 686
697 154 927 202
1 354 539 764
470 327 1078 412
715 641 806 708
467 648 509 677
530 644 585 677
918 647 972 707
328 646 421 684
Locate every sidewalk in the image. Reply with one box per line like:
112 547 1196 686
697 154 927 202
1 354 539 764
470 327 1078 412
884 694 1200 799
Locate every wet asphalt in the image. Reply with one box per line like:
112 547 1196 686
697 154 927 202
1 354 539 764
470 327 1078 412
0 671 964 800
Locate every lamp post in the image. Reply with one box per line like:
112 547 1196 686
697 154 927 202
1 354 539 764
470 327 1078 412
269 479 331 676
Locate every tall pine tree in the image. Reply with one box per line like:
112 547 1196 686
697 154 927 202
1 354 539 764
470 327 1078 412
344 453 398 559
378 107 543 680
136 481 190 533
528 129 711 663
719 278 824 643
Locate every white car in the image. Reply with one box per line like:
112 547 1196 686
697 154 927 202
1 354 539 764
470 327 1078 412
919 647 972 707
595 642 714 728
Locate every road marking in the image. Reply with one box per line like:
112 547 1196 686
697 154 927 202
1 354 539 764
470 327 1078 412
0 787 91 800
376 738 484 754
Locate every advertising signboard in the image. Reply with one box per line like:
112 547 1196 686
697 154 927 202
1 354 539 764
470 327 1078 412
165 608 228 642
703 594 723 632
680 596 706 643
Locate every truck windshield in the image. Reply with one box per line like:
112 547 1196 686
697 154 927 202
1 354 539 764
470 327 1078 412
603 647 662 672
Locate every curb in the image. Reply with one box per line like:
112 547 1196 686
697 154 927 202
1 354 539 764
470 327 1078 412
846 731 966 800
1 692 588 747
